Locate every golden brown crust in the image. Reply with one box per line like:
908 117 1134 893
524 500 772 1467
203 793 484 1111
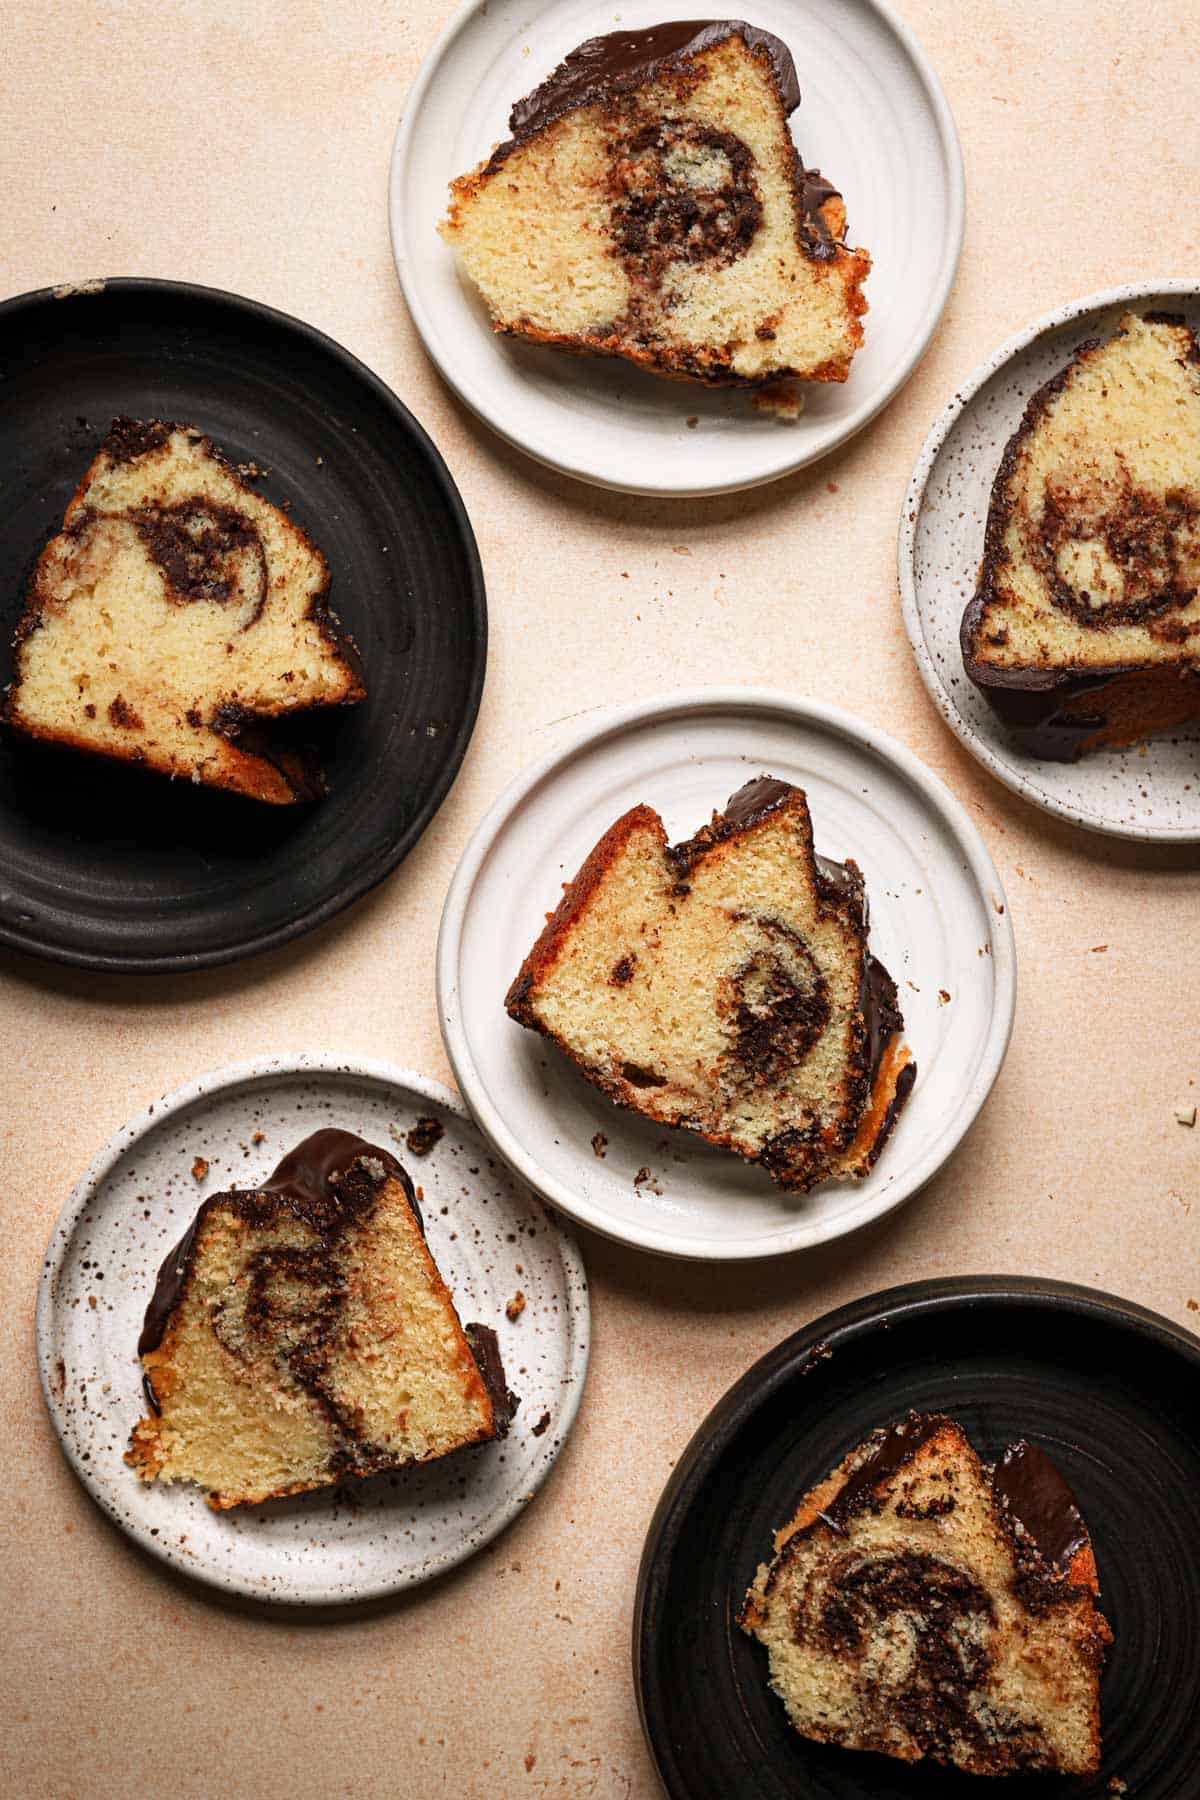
505 804 666 1021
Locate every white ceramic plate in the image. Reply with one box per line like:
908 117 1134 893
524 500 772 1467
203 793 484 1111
438 690 1014 1259
36 1054 589 1606
900 281 1200 842
390 0 964 496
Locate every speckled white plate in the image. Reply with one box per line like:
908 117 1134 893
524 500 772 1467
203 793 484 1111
36 1054 589 1606
389 0 964 496
900 280 1200 841
438 690 1015 1260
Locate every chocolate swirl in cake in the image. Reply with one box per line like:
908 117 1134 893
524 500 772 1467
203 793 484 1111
132 500 268 625
1032 469 1200 631
723 915 831 1081
611 120 763 289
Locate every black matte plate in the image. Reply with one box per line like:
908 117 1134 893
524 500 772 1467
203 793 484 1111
635 1277 1200 1799
0 280 485 971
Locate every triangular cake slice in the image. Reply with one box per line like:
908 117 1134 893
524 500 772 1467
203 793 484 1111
5 418 364 802
127 1129 515 1508
962 311 1200 758
441 21 869 386
505 777 914 1192
740 1413 1112 1776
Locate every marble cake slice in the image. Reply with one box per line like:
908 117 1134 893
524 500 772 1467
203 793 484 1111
505 776 914 1193
962 311 1200 758
740 1413 1112 1776
441 21 870 387
5 418 363 802
128 1130 515 1509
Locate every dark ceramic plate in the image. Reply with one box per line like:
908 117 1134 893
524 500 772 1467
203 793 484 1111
634 1277 1200 1799
0 279 485 971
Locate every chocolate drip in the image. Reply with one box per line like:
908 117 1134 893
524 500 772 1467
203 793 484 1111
138 1129 406 1357
993 1440 1090 1573
463 1323 518 1437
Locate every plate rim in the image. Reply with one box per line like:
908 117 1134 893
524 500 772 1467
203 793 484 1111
35 1049 591 1606
633 1272 1200 1799
436 686 1017 1261
897 277 1200 844
388 0 966 498
0 275 488 973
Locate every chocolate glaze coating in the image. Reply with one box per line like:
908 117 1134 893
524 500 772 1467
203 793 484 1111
509 20 801 137
463 1323 518 1437
994 1439 1090 1573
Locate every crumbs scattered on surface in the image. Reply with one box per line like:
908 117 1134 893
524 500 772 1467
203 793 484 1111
191 1157 209 1182
506 1290 526 1322
406 1116 445 1157
591 1133 608 1159
524 1754 537 1773
801 1340 833 1374
633 1166 664 1195
1091 944 1108 954
1187 1298 1199 1312
752 382 804 421
685 415 698 429
938 989 951 1006
251 1130 265 1145
531 1411 551 1437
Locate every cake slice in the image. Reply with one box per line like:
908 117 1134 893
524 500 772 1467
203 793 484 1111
127 1129 515 1508
963 311 1200 758
5 418 364 802
505 777 914 1192
441 21 869 387
740 1414 1112 1776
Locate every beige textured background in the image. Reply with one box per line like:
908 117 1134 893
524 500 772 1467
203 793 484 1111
3 2 1199 1795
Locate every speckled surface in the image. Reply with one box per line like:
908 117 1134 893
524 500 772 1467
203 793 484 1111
902 283 1200 840
37 1058 588 1604
4 3 1200 1797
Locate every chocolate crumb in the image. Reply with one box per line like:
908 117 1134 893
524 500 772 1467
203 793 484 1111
531 1411 551 1437
406 1116 445 1157
938 988 952 1005
191 1156 209 1182
591 1133 608 1158
506 1290 526 1322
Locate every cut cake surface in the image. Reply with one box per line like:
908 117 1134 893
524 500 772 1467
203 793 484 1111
505 776 915 1192
963 311 1200 758
127 1129 514 1508
441 21 869 387
740 1412 1112 1776
6 418 364 802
